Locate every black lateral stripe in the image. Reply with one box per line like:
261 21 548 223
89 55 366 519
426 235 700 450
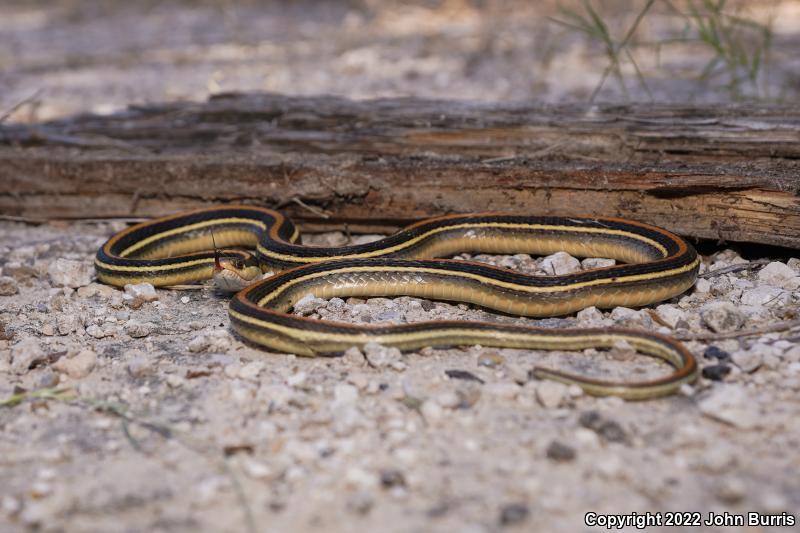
241 254 697 304
259 215 683 259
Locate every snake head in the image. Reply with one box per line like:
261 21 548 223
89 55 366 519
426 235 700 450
212 252 262 292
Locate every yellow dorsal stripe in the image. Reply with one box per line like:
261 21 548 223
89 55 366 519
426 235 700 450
257 222 669 263
256 257 700 306
119 218 266 257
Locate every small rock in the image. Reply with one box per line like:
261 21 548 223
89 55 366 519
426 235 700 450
10 338 45 374
708 276 733 296
702 364 731 381
188 335 210 353
0 276 19 296
700 302 745 333
48 259 93 288
477 352 505 368
420 399 444 423
242 459 272 480
535 381 568 408
740 286 790 307
166 374 184 388
445 369 485 383
694 277 711 293
576 306 605 323
36 370 59 389
578 411 629 443
446 386 481 409
76 283 117 299
484 382 519 400
499 503 529 526
379 469 406 489
52 349 97 379
541 252 581 276
287 371 307 387
363 342 403 369
124 320 151 338
293 294 327 316
731 350 762 373
435 390 462 409
85 324 107 339
546 440 576 462
239 361 265 381
507 363 528 385
122 283 158 309
610 307 648 327
56 314 78 335
581 257 615 270
345 492 374 515
609 339 636 360
715 477 746 504
40 323 55 336
187 329 231 353
342 346 366 366
347 372 370 391
333 383 359 407
698 384 760 429
757 261 800 289
127 356 152 377
655 304 686 328
703 346 730 360
2 262 37 282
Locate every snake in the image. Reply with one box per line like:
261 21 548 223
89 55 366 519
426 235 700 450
95 205 701 400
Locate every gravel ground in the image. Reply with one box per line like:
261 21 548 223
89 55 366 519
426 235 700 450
1 220 799 532
2 1 800 532
2 0 799 123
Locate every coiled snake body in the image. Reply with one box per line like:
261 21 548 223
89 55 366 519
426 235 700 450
96 206 700 399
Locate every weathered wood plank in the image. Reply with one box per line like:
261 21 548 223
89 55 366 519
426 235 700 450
1 93 798 247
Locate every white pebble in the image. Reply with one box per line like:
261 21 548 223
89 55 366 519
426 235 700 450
581 258 615 270
363 342 403 369
655 304 686 328
47 259 93 288
700 302 745 333
740 286 790 307
731 350 762 373
535 381 568 408
10 338 45 375
287 371 307 387
576 306 605 324
694 278 711 293
757 261 800 289
122 283 158 309
293 294 327 315
238 361 265 381
541 252 581 276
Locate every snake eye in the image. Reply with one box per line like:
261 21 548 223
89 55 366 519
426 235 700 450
232 259 244 270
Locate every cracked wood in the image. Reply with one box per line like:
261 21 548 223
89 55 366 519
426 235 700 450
1 93 798 247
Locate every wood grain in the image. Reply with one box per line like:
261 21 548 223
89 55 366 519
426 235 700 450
1 93 798 247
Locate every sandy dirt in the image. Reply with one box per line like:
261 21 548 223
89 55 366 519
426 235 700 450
1 220 799 532
2 0 799 123
2 1 800 532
